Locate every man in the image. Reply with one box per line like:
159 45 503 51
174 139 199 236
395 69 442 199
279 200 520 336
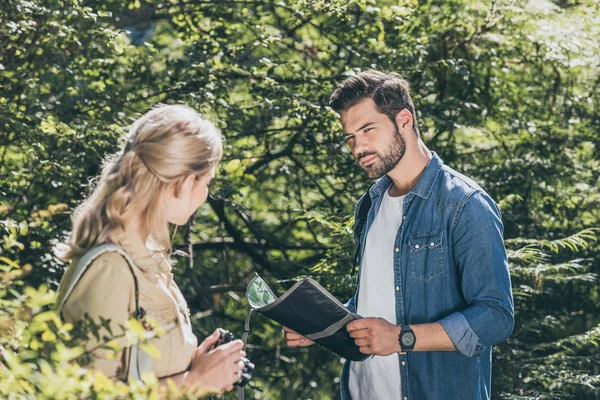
283 70 514 399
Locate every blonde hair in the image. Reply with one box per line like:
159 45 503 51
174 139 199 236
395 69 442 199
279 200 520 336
57 104 222 261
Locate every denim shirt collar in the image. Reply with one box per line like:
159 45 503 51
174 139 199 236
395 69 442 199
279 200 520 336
368 151 443 201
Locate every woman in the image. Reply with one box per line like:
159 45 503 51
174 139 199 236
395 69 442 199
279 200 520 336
56 105 244 394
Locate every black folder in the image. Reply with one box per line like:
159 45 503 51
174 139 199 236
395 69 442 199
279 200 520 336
251 277 369 362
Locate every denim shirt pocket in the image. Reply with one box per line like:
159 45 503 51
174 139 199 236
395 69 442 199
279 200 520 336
408 233 444 282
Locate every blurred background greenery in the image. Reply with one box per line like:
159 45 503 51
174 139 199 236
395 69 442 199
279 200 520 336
1 0 599 398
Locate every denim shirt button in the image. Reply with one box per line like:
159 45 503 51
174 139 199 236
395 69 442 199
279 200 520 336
430 242 435 247
402 361 406 366
396 286 400 291
395 247 399 252
415 244 420 249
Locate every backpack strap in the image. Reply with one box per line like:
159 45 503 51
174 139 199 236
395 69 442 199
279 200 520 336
57 244 150 382
352 193 372 275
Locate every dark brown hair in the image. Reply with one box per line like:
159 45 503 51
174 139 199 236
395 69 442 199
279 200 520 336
329 70 419 137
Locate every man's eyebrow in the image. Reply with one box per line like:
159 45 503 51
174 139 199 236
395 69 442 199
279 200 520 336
344 122 376 136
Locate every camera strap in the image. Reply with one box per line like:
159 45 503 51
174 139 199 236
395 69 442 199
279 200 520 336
238 309 254 400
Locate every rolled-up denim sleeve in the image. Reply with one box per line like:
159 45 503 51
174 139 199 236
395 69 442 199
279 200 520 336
439 191 514 358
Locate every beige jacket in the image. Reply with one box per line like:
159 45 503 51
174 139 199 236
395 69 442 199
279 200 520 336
57 230 198 380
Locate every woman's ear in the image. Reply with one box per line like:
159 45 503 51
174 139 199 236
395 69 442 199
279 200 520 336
173 174 197 199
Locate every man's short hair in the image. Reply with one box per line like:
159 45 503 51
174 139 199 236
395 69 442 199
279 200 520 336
329 70 419 137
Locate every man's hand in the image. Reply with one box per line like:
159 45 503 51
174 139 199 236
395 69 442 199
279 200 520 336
282 326 315 347
347 317 401 356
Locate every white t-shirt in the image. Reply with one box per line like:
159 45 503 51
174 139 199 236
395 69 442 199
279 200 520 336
349 187 405 400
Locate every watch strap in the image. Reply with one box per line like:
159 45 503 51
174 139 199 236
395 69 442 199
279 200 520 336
398 324 415 352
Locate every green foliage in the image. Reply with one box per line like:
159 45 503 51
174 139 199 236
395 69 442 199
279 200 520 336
0 256 212 399
1 0 599 398
0 257 140 398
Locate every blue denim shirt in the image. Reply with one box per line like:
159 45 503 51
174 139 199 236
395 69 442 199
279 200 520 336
340 153 514 400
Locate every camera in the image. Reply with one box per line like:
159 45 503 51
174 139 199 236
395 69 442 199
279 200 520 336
216 328 255 387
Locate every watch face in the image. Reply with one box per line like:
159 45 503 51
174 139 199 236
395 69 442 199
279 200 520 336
401 332 415 347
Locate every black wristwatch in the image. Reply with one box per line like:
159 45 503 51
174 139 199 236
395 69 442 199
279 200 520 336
398 324 416 352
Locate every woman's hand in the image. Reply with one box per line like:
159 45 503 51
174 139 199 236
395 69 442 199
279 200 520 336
189 329 246 393
282 326 315 347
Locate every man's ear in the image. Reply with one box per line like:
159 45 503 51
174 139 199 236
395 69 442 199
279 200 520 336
173 174 196 199
395 109 413 131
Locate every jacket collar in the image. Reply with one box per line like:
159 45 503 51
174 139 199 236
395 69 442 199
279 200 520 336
113 228 172 275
